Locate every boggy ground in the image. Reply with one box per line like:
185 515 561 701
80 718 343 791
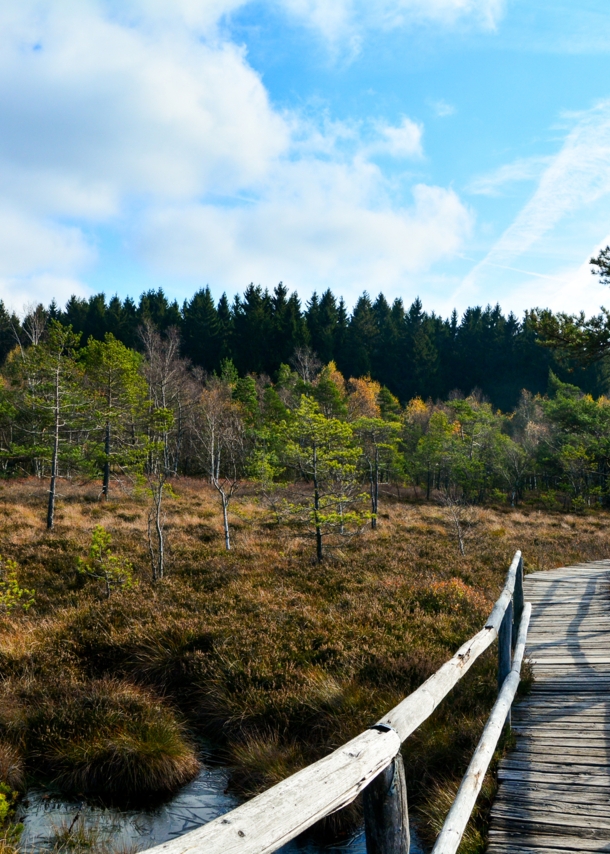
0 478 608 852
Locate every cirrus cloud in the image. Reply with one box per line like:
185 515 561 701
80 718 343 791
269 0 505 45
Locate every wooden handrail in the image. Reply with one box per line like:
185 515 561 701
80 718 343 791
146 550 526 854
431 601 531 854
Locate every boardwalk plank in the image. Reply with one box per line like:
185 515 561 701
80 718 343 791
486 561 610 854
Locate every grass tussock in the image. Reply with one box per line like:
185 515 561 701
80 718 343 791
0 478 606 839
0 678 199 804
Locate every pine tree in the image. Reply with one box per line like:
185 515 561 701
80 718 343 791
138 289 181 333
403 299 439 400
216 293 234 364
372 295 404 392
61 296 89 335
306 289 338 364
0 302 20 365
278 396 364 561
344 294 376 379
10 322 89 528
81 334 147 499
82 293 109 342
312 362 347 419
334 297 349 374
106 295 139 350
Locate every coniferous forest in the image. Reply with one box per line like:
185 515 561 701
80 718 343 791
1 284 605 412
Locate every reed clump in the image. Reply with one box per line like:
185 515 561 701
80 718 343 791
48 816 140 854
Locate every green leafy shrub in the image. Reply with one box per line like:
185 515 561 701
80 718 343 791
0 790 11 825
0 783 23 854
0 556 34 614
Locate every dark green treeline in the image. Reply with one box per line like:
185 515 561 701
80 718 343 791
1 283 603 410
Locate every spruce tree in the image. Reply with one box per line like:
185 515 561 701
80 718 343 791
271 283 307 366
344 293 376 379
181 287 222 370
0 302 20 365
232 285 274 374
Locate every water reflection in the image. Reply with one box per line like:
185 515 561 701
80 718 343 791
19 768 422 853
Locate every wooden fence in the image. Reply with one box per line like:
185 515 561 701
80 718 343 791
148 551 530 854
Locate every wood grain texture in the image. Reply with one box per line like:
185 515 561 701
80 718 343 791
146 726 401 854
486 559 610 854
363 750 410 854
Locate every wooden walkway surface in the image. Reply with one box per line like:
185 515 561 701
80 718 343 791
488 559 610 853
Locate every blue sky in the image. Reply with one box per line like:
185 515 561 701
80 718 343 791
3 0 610 318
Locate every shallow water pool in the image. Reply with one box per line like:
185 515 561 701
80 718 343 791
18 767 423 853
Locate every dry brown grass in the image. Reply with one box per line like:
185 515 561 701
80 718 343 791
0 745 23 792
0 477 608 844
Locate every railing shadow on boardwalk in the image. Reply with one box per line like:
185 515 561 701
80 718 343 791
141 552 531 854
489 566 610 851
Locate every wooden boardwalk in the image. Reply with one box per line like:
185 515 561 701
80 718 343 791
488 560 610 853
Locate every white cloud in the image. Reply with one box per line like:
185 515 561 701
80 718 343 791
111 0 249 34
373 0 504 30
371 117 424 158
136 162 472 300
272 0 355 46
0 207 93 278
492 101 610 257
0 207 94 310
0 0 289 299
489 1 610 55
0 1 473 309
0 3 289 211
3 275 91 316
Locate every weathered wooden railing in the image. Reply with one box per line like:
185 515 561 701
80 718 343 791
149 551 529 854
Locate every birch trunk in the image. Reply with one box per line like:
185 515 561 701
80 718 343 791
46 367 60 530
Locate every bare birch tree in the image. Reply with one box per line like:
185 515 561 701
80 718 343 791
193 378 247 550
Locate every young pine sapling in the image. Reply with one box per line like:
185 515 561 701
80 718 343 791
78 525 135 599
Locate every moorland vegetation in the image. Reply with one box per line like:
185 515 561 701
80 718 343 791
2 480 610 854
1 262 610 852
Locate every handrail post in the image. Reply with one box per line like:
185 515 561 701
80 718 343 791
498 598 513 730
512 554 524 649
363 750 410 854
